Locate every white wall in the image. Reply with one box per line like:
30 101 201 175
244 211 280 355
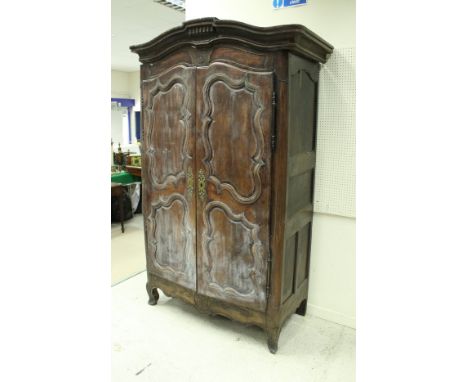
128 70 141 143
310 214 355 328
186 0 356 328
111 108 127 147
186 0 355 48
111 70 130 98
111 70 141 145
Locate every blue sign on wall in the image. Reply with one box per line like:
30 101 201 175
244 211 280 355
273 0 307 9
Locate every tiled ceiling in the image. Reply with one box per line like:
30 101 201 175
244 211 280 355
112 0 185 72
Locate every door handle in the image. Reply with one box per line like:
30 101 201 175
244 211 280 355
198 169 206 201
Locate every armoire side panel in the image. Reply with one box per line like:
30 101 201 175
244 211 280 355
295 222 312 289
281 234 297 303
282 53 320 305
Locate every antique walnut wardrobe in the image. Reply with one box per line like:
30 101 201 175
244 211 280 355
130 18 333 353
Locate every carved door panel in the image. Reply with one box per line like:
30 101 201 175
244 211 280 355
142 65 197 290
195 62 273 311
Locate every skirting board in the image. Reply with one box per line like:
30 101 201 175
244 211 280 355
308 303 356 329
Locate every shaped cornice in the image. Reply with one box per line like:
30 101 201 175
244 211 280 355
130 18 334 64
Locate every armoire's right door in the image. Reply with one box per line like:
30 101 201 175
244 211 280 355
195 62 274 312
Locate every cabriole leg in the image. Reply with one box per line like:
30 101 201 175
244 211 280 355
296 299 308 316
266 327 281 354
146 282 159 305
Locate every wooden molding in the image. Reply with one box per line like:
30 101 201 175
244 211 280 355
130 18 334 64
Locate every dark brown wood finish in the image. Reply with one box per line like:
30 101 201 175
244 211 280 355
281 54 321 321
131 18 333 354
195 62 273 312
141 64 197 291
130 18 333 64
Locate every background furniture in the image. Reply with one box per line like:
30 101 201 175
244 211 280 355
125 166 142 178
131 18 333 353
111 171 140 184
111 170 142 219
111 183 125 233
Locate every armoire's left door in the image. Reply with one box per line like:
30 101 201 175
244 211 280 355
141 65 197 290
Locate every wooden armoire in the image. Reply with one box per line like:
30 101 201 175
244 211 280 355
130 18 333 353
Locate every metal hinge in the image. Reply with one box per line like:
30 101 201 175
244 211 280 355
271 90 277 151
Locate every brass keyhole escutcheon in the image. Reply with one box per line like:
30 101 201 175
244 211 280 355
198 169 206 201
186 167 194 197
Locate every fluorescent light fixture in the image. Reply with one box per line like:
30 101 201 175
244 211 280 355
153 0 185 12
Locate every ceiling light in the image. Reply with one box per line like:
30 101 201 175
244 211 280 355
153 0 185 12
